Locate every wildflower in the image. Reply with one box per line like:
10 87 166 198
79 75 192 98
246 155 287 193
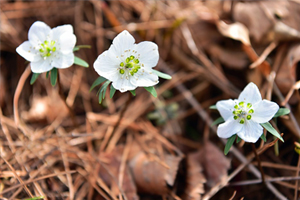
16 21 76 73
93 30 159 93
216 82 279 143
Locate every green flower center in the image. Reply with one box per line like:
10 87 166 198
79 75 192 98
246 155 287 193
119 55 141 76
232 101 254 124
39 40 56 59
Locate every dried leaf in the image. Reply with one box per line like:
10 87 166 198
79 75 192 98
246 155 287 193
129 152 182 195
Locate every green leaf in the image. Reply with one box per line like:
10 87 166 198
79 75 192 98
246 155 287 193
110 84 116 99
30 73 40 85
98 80 111 104
224 134 236 155
152 69 172 80
74 56 89 68
211 117 224 127
209 105 217 109
50 68 58 86
90 77 107 92
130 90 136 96
73 45 91 52
273 108 290 118
260 133 267 142
46 71 49 78
144 86 157 97
261 122 284 142
236 136 242 143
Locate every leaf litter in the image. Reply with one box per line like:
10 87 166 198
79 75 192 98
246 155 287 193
1 1 300 199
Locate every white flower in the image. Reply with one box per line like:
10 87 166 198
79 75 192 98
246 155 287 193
216 82 279 143
16 21 76 73
93 30 159 93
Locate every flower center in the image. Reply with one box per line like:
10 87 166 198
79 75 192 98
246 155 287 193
39 40 56 59
119 55 141 76
232 101 254 124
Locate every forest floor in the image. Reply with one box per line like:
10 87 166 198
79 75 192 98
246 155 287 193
1 1 300 200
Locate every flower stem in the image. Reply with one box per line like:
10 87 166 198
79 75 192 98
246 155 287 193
14 65 31 126
251 143 265 183
57 71 78 128
106 92 132 149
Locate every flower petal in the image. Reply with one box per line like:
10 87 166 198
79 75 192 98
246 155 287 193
237 120 263 143
112 77 137 93
130 69 159 87
216 99 236 121
16 41 41 62
93 50 120 82
134 41 159 68
217 118 243 139
251 100 279 123
59 33 76 54
52 24 73 40
238 82 262 104
110 30 135 56
28 21 51 46
52 52 74 69
30 59 53 73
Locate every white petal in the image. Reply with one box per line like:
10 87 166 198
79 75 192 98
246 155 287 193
130 69 158 87
134 41 159 68
28 21 51 46
238 82 262 104
110 30 135 56
216 99 236 121
112 77 137 93
251 100 279 123
51 24 73 40
59 33 76 54
237 120 263 143
217 118 243 139
93 50 120 82
52 53 74 69
30 59 53 73
16 41 41 62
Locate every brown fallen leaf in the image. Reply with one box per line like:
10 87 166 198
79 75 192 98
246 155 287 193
199 141 231 188
99 145 139 200
182 151 206 200
129 152 182 196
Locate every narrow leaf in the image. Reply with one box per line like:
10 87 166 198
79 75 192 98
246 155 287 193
261 122 284 142
90 77 107 92
144 86 157 98
50 68 58 86
260 133 267 142
98 80 110 104
30 73 40 85
73 45 91 52
209 105 217 109
236 136 242 143
46 71 49 78
130 90 136 96
273 108 290 118
224 134 236 155
211 117 224 127
74 56 89 68
110 84 116 99
152 69 172 80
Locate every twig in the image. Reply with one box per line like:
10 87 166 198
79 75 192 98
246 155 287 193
294 151 300 200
